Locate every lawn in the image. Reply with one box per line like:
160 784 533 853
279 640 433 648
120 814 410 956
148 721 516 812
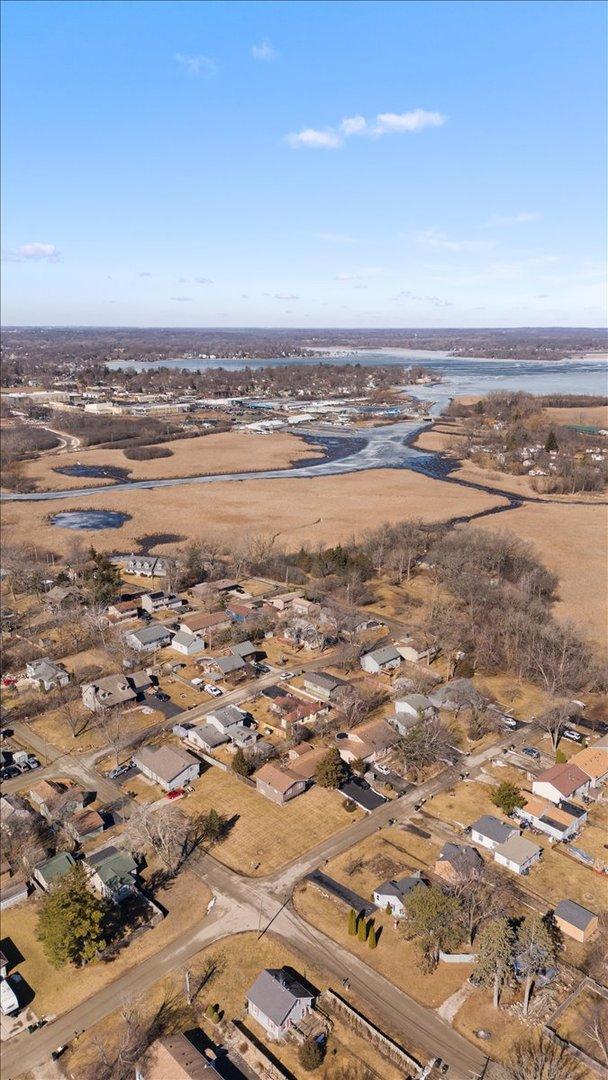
424 780 498 830
324 825 441 899
0 868 211 1020
32 701 165 756
294 883 473 1009
528 840 608 910
180 767 364 875
453 988 529 1063
575 804 608 864
63 931 409 1080
552 988 608 1062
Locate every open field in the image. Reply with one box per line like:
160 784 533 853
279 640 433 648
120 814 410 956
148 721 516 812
19 430 323 490
62 930 410 1080
542 404 608 429
475 502 608 649
294 883 474 1008
2 467 508 558
323 825 441 898
180 766 364 876
0 868 211 1019
424 781 497 830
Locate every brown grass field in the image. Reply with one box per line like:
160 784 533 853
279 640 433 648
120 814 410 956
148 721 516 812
180 766 364 875
2 467 508 556
20 430 322 490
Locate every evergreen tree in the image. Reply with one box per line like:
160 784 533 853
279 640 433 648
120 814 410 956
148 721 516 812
518 914 558 1016
298 1037 325 1072
368 924 377 949
82 548 122 606
474 917 515 1008
37 863 108 967
232 748 252 777
314 748 348 789
491 781 525 816
347 908 357 936
357 916 368 942
544 430 558 453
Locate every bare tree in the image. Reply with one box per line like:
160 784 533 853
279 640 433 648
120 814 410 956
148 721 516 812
125 803 189 873
394 715 454 780
537 704 571 751
96 707 126 766
583 995 608 1066
506 1031 586 1080
449 866 511 944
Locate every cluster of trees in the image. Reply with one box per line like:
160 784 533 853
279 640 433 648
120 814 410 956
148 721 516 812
347 908 379 948
428 527 604 694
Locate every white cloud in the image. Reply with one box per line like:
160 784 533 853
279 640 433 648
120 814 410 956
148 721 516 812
251 40 278 61
317 232 358 244
194 276 213 284
274 292 300 300
175 53 216 77
373 109 446 135
286 128 342 149
287 108 446 149
2 242 61 263
415 228 486 252
139 271 151 277
340 115 366 135
171 296 193 302
485 211 539 227
394 289 452 307
335 272 360 282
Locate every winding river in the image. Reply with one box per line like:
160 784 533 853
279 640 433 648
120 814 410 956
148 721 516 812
3 353 606 510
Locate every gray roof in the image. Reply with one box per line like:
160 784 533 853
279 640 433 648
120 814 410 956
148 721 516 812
172 629 204 649
134 744 199 783
128 623 172 646
438 842 483 872
190 723 229 748
398 693 434 710
364 645 401 665
215 653 246 674
230 640 257 657
495 834 541 865
374 872 425 900
247 968 314 1026
208 705 247 731
27 658 66 681
304 671 345 691
472 815 517 844
554 899 597 931
430 678 485 708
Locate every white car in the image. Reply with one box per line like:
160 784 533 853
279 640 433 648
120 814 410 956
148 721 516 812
280 671 295 680
375 763 391 776
203 684 223 697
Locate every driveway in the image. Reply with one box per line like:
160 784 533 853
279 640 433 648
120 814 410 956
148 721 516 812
306 869 376 917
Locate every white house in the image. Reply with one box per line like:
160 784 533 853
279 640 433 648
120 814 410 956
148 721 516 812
360 645 401 675
170 630 206 656
246 968 315 1040
124 624 173 653
470 815 519 852
532 762 590 805
514 793 586 842
373 871 427 917
494 835 541 875
394 694 436 720
25 658 69 692
133 745 200 791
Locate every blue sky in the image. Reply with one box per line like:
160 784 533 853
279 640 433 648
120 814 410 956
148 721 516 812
2 0 606 327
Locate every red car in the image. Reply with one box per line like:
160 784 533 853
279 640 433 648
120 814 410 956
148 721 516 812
166 788 185 800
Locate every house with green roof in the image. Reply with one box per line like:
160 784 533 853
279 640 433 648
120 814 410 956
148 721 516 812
32 851 76 892
85 846 138 903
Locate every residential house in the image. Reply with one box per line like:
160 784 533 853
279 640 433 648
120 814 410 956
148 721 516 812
570 746 608 789
359 645 401 675
106 598 140 622
334 717 398 765
140 591 183 614
86 846 138 902
429 679 486 712
338 612 384 640
230 640 258 661
283 743 329 781
185 724 229 753
394 694 436 720
514 793 586 841
301 671 349 703
494 834 541 875
554 899 598 943
246 968 315 1040
125 554 167 578
32 851 76 891
0 794 35 834
135 1033 223 1079
29 780 87 821
226 600 262 623
25 658 70 692
267 592 303 612
470 815 519 852
434 842 484 885
133 745 200 791
124 624 173 653
254 762 307 806
206 705 249 737
67 809 105 843
0 879 28 910
45 584 83 610
533 762 590 805
291 597 319 617
171 630 206 656
81 672 137 712
178 611 231 637
190 578 239 601
373 871 427 917
394 636 438 665
280 618 325 651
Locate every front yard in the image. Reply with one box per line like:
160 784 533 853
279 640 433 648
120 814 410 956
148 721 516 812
180 766 364 875
323 824 441 898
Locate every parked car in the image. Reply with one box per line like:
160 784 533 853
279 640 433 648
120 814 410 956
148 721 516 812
280 671 295 680
522 746 541 760
501 716 518 730
108 762 132 779
374 763 391 776
0 765 19 780
203 684 223 697
166 788 185 800
154 691 170 702
562 729 583 743
256 663 270 674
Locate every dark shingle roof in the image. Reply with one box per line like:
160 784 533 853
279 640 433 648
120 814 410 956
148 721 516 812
554 899 597 931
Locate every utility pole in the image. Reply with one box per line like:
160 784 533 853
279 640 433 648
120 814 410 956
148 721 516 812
184 968 191 1006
